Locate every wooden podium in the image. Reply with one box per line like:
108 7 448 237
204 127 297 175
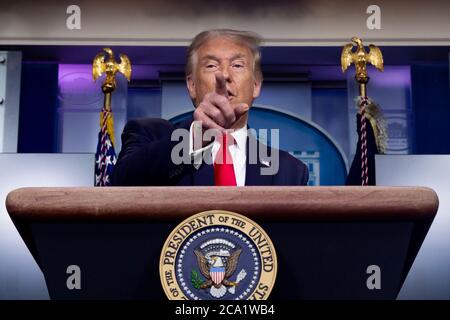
6 186 438 300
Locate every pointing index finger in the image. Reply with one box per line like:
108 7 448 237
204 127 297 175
215 72 229 98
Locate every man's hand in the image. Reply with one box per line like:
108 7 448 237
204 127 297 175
193 72 249 133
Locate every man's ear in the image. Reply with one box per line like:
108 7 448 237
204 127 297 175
186 75 196 100
253 78 262 99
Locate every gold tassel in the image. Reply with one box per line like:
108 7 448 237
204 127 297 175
355 97 387 154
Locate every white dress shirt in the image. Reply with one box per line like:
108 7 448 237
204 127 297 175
189 121 247 186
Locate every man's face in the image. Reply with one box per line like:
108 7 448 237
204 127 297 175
186 36 262 108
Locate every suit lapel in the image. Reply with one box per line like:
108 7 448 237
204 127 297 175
245 133 273 186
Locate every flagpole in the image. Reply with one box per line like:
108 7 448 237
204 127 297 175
92 48 131 186
341 37 384 186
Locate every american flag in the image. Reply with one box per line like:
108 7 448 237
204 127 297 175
95 108 117 186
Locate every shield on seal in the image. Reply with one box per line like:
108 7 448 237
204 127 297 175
210 266 225 285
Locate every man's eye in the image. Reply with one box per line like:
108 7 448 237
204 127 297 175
206 64 217 69
232 63 244 68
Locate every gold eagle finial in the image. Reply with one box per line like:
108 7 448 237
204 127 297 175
92 48 131 111
92 47 131 91
341 36 383 97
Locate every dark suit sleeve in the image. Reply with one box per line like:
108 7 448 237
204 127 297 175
112 119 186 186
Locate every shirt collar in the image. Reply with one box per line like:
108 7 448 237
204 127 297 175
228 124 247 151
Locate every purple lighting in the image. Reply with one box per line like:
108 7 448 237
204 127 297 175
58 64 103 106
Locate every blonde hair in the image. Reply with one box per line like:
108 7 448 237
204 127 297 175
185 29 263 82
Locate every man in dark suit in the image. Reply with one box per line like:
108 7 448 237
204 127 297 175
112 29 308 186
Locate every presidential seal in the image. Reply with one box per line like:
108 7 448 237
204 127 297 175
159 210 277 300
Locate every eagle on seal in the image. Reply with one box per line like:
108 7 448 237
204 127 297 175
194 248 242 291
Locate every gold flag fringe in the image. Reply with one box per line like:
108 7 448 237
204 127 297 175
355 97 387 154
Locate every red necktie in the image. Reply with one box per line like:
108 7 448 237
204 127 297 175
214 133 237 186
